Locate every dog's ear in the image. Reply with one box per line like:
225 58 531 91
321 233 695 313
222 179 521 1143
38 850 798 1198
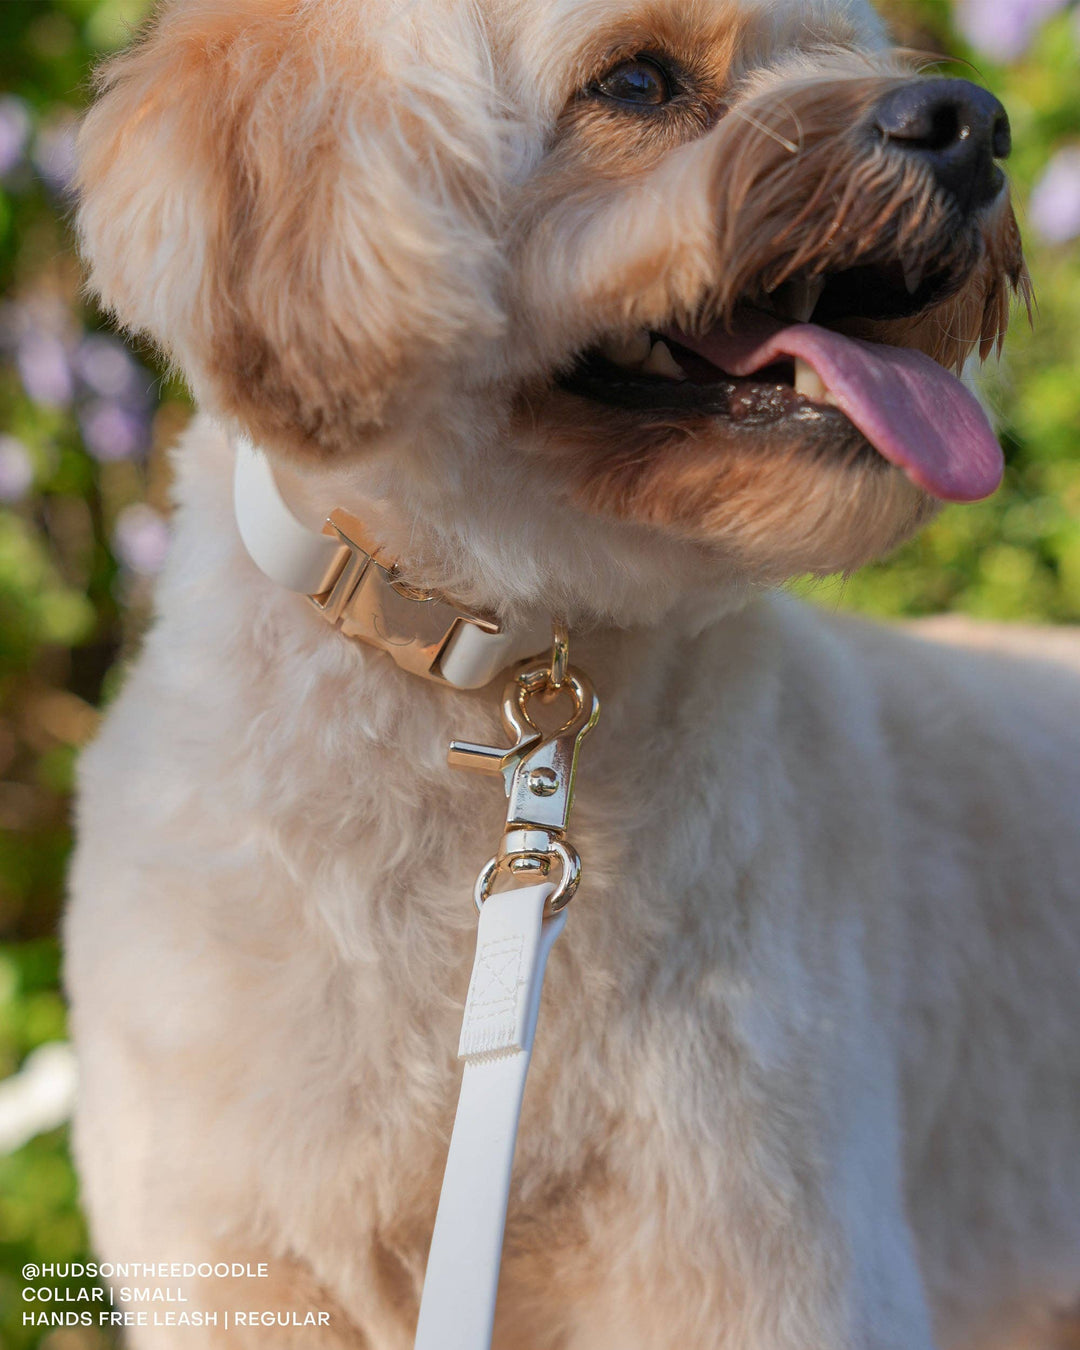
76 0 505 460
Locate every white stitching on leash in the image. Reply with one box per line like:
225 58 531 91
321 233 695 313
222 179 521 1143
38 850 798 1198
459 930 528 1054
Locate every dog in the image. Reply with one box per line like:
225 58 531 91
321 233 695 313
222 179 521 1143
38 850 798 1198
65 0 1080 1346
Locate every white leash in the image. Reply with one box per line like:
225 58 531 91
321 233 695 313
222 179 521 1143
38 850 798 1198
414 881 564 1350
232 439 599 1350
415 663 598 1347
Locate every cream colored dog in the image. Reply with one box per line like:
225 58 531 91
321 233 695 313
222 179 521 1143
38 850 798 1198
66 0 1080 1347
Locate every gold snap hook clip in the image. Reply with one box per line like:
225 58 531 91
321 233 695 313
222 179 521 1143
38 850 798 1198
448 649 600 914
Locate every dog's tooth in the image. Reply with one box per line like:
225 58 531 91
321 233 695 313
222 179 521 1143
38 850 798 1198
902 259 923 296
794 357 828 402
800 275 826 322
771 275 826 324
640 340 687 381
600 330 651 368
787 275 826 323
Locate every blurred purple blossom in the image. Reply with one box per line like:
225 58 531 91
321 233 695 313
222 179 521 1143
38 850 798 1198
17 332 75 407
113 504 170 576
0 436 34 503
74 333 148 403
33 115 78 197
955 0 1068 59
79 399 152 462
0 294 77 349
3 294 79 403
0 96 32 177
1030 147 1080 244
2 294 157 455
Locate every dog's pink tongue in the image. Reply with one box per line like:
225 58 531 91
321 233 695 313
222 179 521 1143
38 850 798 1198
668 314 1003 502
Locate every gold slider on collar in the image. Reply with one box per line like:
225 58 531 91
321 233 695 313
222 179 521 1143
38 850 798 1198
309 508 502 685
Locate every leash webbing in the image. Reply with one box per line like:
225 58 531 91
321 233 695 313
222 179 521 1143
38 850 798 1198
414 882 564 1350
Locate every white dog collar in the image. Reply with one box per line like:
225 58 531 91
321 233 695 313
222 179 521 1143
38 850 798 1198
233 438 548 689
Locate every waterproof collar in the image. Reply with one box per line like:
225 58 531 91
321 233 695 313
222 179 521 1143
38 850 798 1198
233 438 548 690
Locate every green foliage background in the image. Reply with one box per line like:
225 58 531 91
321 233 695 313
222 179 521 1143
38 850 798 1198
0 0 1077 1345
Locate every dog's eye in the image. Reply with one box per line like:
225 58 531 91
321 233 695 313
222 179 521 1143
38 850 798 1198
594 57 673 107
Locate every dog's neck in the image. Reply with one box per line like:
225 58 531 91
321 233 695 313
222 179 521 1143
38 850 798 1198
156 419 787 963
231 436 749 697
233 437 553 691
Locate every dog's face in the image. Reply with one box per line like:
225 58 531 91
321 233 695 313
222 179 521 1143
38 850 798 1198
77 0 1028 620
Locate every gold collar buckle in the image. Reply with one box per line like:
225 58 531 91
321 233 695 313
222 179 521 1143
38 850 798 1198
310 509 501 685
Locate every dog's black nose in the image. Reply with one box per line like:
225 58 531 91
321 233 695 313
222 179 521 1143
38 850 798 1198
872 78 1011 213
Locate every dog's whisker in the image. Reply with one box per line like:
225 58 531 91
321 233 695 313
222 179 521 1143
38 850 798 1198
728 105 800 155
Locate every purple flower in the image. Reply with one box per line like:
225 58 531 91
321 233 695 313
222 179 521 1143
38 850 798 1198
79 399 152 463
0 436 34 503
113 504 170 576
0 294 74 351
33 116 78 197
74 334 147 402
0 96 32 177
1030 147 1080 244
955 0 1068 60
17 332 75 408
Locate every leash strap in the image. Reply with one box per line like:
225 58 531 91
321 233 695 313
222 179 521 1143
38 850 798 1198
414 882 564 1350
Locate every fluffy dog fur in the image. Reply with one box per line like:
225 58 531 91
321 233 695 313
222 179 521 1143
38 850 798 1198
67 0 1079 1347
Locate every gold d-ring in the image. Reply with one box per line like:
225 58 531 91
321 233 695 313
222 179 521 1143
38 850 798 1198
473 839 582 915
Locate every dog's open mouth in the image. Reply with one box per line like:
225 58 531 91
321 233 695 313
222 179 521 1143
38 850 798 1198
559 266 1005 503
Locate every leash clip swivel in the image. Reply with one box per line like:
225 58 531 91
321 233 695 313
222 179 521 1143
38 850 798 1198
448 655 600 914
